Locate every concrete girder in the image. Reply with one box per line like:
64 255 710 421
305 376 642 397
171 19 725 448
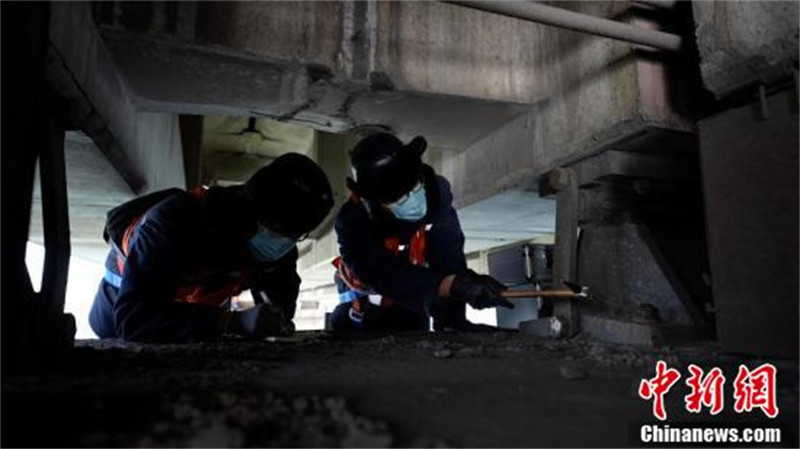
93 1 635 103
94 1 698 157
693 1 799 99
98 28 534 152
48 2 187 195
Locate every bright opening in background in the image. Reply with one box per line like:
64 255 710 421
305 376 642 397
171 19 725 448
25 242 101 339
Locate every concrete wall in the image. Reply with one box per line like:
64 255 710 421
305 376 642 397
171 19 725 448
134 112 187 192
29 133 136 264
699 89 799 358
693 1 799 98
296 131 358 286
691 1 799 357
29 113 185 262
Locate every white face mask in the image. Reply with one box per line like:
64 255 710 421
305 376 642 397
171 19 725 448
386 183 427 222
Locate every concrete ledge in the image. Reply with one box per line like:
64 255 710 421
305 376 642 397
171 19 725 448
582 314 714 347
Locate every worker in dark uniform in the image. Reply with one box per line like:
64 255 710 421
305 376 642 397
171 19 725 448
89 153 334 342
331 133 513 332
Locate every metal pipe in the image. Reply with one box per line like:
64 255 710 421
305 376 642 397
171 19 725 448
758 84 770 121
445 1 682 51
502 289 584 299
632 0 678 9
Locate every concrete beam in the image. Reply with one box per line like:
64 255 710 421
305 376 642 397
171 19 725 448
94 1 634 104
94 0 700 212
48 2 146 192
48 2 186 195
99 29 533 152
693 1 799 98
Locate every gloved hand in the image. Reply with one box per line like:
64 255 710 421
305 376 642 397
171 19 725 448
449 269 514 310
223 303 294 339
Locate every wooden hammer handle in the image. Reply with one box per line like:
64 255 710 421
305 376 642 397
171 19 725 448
501 290 580 299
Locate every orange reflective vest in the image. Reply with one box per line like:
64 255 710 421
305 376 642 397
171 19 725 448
333 192 429 308
111 187 252 307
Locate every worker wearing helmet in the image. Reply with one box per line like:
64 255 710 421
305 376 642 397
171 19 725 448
331 133 514 332
89 153 334 342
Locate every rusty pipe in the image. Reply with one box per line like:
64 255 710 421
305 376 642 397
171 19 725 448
501 289 585 299
444 1 682 51
632 0 678 10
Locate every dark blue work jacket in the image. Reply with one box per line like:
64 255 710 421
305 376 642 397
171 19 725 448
334 165 468 313
92 188 300 342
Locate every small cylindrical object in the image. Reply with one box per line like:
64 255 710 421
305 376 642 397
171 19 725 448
758 84 770 120
502 289 580 299
523 245 533 280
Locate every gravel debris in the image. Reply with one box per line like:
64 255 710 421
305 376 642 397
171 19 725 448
559 365 588 380
433 349 453 359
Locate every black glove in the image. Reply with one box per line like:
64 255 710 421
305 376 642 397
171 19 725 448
224 303 294 339
450 270 514 310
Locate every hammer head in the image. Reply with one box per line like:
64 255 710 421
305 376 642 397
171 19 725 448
562 280 590 299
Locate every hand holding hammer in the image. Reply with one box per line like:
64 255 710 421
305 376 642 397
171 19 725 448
500 280 590 300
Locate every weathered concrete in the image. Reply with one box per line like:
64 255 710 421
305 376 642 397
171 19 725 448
295 131 357 287
28 113 184 265
93 1 699 208
30 132 136 265
94 1 630 103
347 91 532 151
48 2 186 195
98 28 533 152
48 2 145 191
693 1 799 98
200 116 316 185
135 113 187 191
578 219 697 326
699 88 799 358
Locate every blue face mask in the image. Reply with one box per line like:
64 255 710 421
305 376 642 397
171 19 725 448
386 183 427 222
247 226 297 262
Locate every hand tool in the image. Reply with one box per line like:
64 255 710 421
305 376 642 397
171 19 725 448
500 280 590 300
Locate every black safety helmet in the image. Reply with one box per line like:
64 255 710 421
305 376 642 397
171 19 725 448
347 133 427 204
244 153 334 237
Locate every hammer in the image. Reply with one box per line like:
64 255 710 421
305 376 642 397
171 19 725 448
500 280 590 300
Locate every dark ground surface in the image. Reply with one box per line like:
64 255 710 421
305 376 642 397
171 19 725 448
2 331 798 447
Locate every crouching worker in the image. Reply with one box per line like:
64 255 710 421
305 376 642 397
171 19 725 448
331 133 514 332
89 153 334 342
